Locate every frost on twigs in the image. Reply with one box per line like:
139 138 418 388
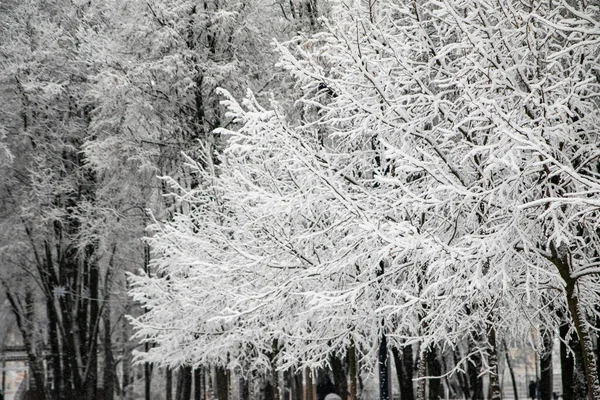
129 0 600 387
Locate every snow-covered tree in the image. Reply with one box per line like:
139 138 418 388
131 1 600 399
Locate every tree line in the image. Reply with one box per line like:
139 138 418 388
0 0 319 399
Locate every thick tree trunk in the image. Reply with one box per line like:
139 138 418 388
467 348 483 400
304 368 314 400
453 349 470 400
176 366 193 400
487 327 501 400
572 335 588 400
550 247 600 400
426 346 442 400
540 329 553 400
551 244 600 400
392 346 414 400
216 366 229 400
330 353 347 398
567 294 600 400
240 373 249 400
560 322 575 400
194 367 203 400
166 368 173 400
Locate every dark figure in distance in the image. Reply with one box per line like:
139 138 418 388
317 374 336 400
529 380 537 400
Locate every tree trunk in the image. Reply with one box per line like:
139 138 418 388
551 244 600 400
392 346 414 400
467 350 483 400
216 366 228 400
292 371 303 400
560 321 576 400
122 304 132 400
330 353 347 398
567 293 600 400
540 329 553 400
271 339 280 400
379 333 390 400
144 346 152 400
86 245 100 400
426 346 442 400
465 336 484 400
46 296 62 400
453 348 470 400
304 368 314 400
103 300 115 400
572 339 588 400
240 373 249 400
349 341 358 400
415 350 426 400
167 368 173 400
194 367 203 400
487 327 501 400
176 366 193 400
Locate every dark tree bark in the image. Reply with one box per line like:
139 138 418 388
540 329 553 400
487 327 501 400
559 317 587 400
572 335 588 400
176 366 193 400
216 366 229 400
194 367 203 400
453 349 470 400
550 244 600 400
348 341 358 400
103 299 115 400
392 346 414 400
376 258 389 400
46 296 62 400
240 373 250 400
304 368 314 400
467 348 483 400
560 322 574 400
270 340 280 400
122 298 132 400
330 353 347 398
426 346 442 400
86 244 100 400
379 333 390 400
166 368 173 400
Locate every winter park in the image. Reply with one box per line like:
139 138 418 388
0 0 599 399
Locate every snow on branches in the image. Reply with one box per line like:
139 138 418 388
129 0 600 393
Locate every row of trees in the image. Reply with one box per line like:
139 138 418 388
129 0 600 400
0 0 322 399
